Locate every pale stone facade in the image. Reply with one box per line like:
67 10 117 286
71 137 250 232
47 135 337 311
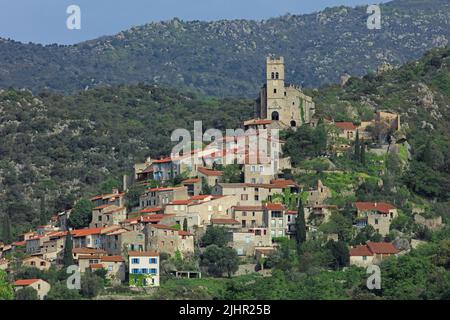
256 57 315 128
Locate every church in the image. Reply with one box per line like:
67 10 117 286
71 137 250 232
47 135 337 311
254 56 316 129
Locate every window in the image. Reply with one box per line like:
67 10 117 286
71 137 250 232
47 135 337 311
150 268 157 274
275 72 279 79
273 89 277 94
242 221 246 228
131 258 140 264
271 111 279 121
141 268 148 274
241 194 248 201
375 219 379 225
132 268 139 274
363 256 367 261
271 72 275 79
242 211 247 217
149 258 157 264
108 266 113 272
254 195 259 201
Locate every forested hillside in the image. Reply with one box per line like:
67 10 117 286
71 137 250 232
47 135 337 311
0 0 449 96
0 85 253 235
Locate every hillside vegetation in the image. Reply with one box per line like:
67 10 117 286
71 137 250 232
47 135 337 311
0 0 449 96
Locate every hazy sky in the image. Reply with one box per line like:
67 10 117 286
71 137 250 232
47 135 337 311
0 0 389 44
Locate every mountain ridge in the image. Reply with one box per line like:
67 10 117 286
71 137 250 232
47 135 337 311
0 0 449 96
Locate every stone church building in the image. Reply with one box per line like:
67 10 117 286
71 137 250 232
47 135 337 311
255 56 316 128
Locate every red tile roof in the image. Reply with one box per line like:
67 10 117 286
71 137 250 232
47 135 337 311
139 207 164 214
211 218 240 225
367 242 399 255
198 167 223 176
101 256 124 262
355 202 396 214
147 187 183 192
270 179 298 187
349 245 373 257
12 241 26 246
244 119 273 126
182 178 201 184
89 263 104 269
169 200 192 205
190 195 212 201
233 205 264 211
152 157 172 164
14 279 41 286
335 122 357 131
71 228 103 237
265 203 286 211
72 248 106 255
128 251 159 257
350 242 398 256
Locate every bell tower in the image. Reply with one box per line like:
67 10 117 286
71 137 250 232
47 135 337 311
266 56 285 122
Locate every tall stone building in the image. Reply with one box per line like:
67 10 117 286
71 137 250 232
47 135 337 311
256 56 316 128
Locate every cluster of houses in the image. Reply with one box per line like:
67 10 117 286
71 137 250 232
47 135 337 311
0 56 406 299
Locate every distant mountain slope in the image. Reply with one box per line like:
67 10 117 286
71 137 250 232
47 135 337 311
0 0 449 96
0 85 253 234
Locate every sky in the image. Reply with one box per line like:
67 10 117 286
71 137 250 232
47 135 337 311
0 0 390 44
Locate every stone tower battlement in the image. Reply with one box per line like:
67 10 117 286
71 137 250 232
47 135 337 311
256 56 316 128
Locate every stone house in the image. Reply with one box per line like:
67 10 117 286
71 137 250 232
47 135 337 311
355 202 398 236
232 205 265 229
90 205 127 229
102 228 145 256
139 186 188 209
90 188 125 208
72 247 106 262
80 255 126 285
334 122 358 141
14 279 51 300
349 242 399 267
144 224 194 257
22 256 51 271
306 180 332 206
197 167 223 187
263 203 288 239
182 178 202 197
151 156 180 182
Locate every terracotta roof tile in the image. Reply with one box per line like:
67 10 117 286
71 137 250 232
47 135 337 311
355 202 396 214
198 167 223 176
128 251 159 257
14 279 41 286
367 242 399 254
335 122 357 130
211 218 240 225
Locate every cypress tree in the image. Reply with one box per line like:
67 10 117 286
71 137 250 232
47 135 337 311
360 142 366 166
354 129 360 162
183 218 188 232
1 214 12 244
295 199 307 248
63 232 74 267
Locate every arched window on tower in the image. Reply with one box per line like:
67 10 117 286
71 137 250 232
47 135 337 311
271 111 279 121
275 72 279 79
290 120 297 127
271 72 275 79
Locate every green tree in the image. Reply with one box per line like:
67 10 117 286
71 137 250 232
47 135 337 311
125 184 146 210
14 286 38 300
1 214 13 244
45 282 81 300
360 142 366 166
201 245 239 278
294 200 307 248
0 270 13 300
201 177 212 195
98 178 120 194
80 270 104 299
354 130 361 162
63 232 74 267
201 225 228 247
325 240 349 270
68 198 94 229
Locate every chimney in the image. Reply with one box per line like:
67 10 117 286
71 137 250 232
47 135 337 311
112 188 119 195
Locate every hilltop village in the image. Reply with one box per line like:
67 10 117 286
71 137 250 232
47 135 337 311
0 56 438 300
